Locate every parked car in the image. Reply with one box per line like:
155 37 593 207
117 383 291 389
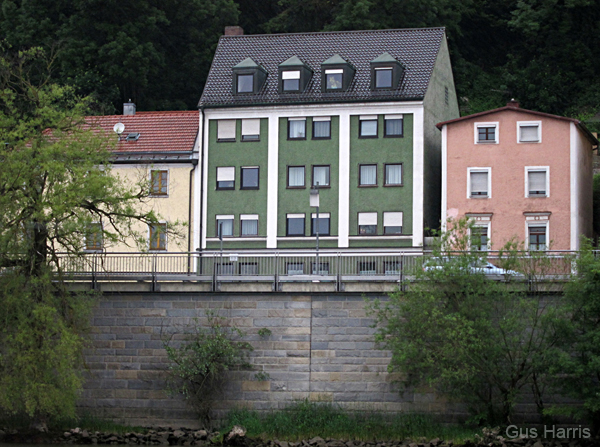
423 257 524 279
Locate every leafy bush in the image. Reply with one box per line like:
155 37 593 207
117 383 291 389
163 311 253 427
369 218 559 425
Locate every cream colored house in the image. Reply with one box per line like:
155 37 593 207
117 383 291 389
88 104 199 253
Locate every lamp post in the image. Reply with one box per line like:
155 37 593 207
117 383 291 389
310 184 320 275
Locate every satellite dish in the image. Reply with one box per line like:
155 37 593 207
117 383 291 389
113 122 125 135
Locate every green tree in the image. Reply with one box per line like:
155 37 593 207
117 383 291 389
547 240 600 432
0 47 174 426
370 218 558 425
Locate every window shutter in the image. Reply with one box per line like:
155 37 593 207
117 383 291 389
359 212 377 226
471 172 488 194
529 171 546 193
384 212 403 227
217 167 235 181
218 120 236 140
241 119 260 137
520 125 539 142
282 71 300 80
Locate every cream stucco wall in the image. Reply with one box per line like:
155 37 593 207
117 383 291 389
442 109 592 251
104 163 195 253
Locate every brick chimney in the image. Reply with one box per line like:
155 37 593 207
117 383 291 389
225 26 244 36
507 99 519 108
123 101 136 116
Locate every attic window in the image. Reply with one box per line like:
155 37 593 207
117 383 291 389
232 58 267 95
321 54 355 92
126 133 140 141
370 53 404 91
278 56 313 94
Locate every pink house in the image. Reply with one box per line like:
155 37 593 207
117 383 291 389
437 101 597 251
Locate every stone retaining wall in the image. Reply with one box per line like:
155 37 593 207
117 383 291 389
80 292 464 426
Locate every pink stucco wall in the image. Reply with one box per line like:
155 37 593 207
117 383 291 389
443 108 590 251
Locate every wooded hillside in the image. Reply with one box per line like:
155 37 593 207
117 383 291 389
3 0 599 122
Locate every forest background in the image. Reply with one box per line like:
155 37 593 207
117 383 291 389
2 0 598 122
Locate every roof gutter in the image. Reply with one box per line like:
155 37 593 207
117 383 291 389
197 96 425 110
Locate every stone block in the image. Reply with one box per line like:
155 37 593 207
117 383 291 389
309 392 333 402
241 380 271 392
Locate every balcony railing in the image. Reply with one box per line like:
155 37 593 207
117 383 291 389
51 250 582 292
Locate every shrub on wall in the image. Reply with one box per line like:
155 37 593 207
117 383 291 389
369 218 560 425
163 311 253 428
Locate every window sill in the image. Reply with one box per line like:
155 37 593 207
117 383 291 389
312 136 331 140
358 135 378 139
311 185 331 189
217 139 236 143
384 184 403 187
475 141 498 144
469 195 489 199
287 186 306 189
383 134 403 138
240 187 259 190
287 137 307 141
241 138 260 142
149 194 169 198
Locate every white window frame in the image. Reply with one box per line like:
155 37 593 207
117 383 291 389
217 119 236 141
525 166 549 198
517 121 542 143
467 167 491 199
149 169 169 197
474 122 499 144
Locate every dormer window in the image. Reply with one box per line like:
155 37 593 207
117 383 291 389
232 58 267 95
375 68 392 88
321 54 355 92
370 53 404 90
237 74 254 93
278 56 313 94
282 71 300 91
325 69 343 89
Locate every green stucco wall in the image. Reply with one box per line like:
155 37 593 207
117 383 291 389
348 114 414 248
277 117 340 248
206 119 268 249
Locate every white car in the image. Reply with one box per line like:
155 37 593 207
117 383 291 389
423 257 524 279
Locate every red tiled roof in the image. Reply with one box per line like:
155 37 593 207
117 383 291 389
87 110 199 153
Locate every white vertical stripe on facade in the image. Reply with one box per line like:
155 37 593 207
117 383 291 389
440 125 447 232
267 116 279 248
338 112 351 247
569 122 578 251
201 115 209 249
412 107 424 247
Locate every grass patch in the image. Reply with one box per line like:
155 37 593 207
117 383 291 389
221 400 479 442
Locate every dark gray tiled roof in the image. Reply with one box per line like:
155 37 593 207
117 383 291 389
199 28 446 108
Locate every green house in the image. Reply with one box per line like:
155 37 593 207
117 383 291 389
197 28 459 252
